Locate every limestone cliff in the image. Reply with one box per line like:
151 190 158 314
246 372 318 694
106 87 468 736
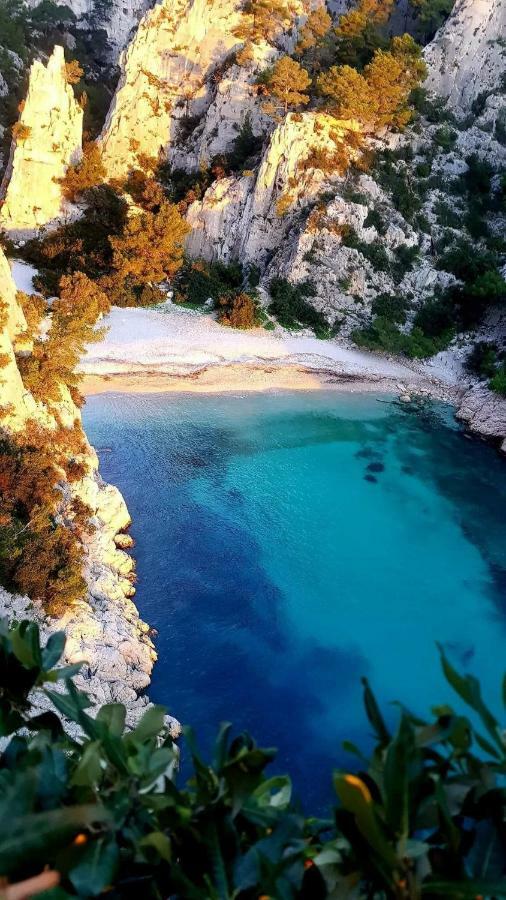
100 0 246 178
424 0 506 111
0 248 179 731
100 0 317 177
25 0 152 57
0 253 36 425
187 112 361 264
0 46 83 236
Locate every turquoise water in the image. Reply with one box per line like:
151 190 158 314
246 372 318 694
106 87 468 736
83 391 506 810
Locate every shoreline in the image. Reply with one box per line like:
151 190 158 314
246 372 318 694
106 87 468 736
81 363 456 403
81 362 453 399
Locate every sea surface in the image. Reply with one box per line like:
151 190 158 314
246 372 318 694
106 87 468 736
83 390 506 811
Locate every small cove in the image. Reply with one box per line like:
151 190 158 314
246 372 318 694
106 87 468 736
83 390 506 811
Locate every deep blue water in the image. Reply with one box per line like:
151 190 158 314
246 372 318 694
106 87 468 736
83 391 506 811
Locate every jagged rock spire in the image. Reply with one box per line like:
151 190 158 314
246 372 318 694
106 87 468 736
0 46 83 236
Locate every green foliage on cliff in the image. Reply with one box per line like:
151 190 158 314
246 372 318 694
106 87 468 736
269 278 331 337
1 618 505 898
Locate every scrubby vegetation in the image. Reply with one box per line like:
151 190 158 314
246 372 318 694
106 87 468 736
0 426 89 616
269 278 332 337
1 618 505 898
21 183 189 308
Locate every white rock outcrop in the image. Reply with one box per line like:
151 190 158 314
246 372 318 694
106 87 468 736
187 112 361 264
424 0 506 110
0 251 37 424
456 384 506 452
0 46 83 236
100 0 246 178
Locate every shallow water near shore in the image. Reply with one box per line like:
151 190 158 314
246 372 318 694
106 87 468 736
83 390 506 811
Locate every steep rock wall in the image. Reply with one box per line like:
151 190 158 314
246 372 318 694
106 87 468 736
0 248 178 731
187 112 361 264
100 0 246 178
424 0 506 110
25 0 152 57
100 0 318 177
0 46 83 236
0 252 36 425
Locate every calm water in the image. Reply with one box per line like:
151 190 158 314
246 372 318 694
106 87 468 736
83 391 506 810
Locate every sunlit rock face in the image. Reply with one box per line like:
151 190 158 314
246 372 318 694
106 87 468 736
168 44 276 172
0 46 83 236
424 0 506 110
187 112 361 264
100 0 246 178
0 250 36 425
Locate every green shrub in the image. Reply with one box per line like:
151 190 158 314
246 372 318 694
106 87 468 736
1 619 505 899
465 341 501 379
434 125 457 150
490 363 506 395
176 258 243 306
371 292 409 324
392 243 419 283
413 295 455 338
269 277 330 335
341 228 390 271
363 206 386 234
228 114 263 170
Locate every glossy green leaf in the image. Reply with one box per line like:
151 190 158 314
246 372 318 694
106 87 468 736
96 703 126 737
11 622 42 669
69 837 119 897
41 631 66 671
334 773 398 869
361 677 390 745
140 830 172 862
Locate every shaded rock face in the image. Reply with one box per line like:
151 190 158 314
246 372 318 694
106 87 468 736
0 248 179 733
25 0 153 57
0 46 83 236
457 384 506 452
187 112 361 265
424 0 506 111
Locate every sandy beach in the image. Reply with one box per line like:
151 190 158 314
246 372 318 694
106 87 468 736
80 301 461 399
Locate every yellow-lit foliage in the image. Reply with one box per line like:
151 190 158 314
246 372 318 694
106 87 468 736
64 59 84 85
296 7 332 55
61 142 106 202
0 428 87 616
317 35 426 131
17 291 45 341
110 201 189 286
218 292 259 328
18 273 109 402
262 57 311 118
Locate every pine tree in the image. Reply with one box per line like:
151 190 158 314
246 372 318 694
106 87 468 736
317 65 378 127
295 7 334 75
318 35 426 131
109 201 189 285
61 142 106 202
261 57 311 119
